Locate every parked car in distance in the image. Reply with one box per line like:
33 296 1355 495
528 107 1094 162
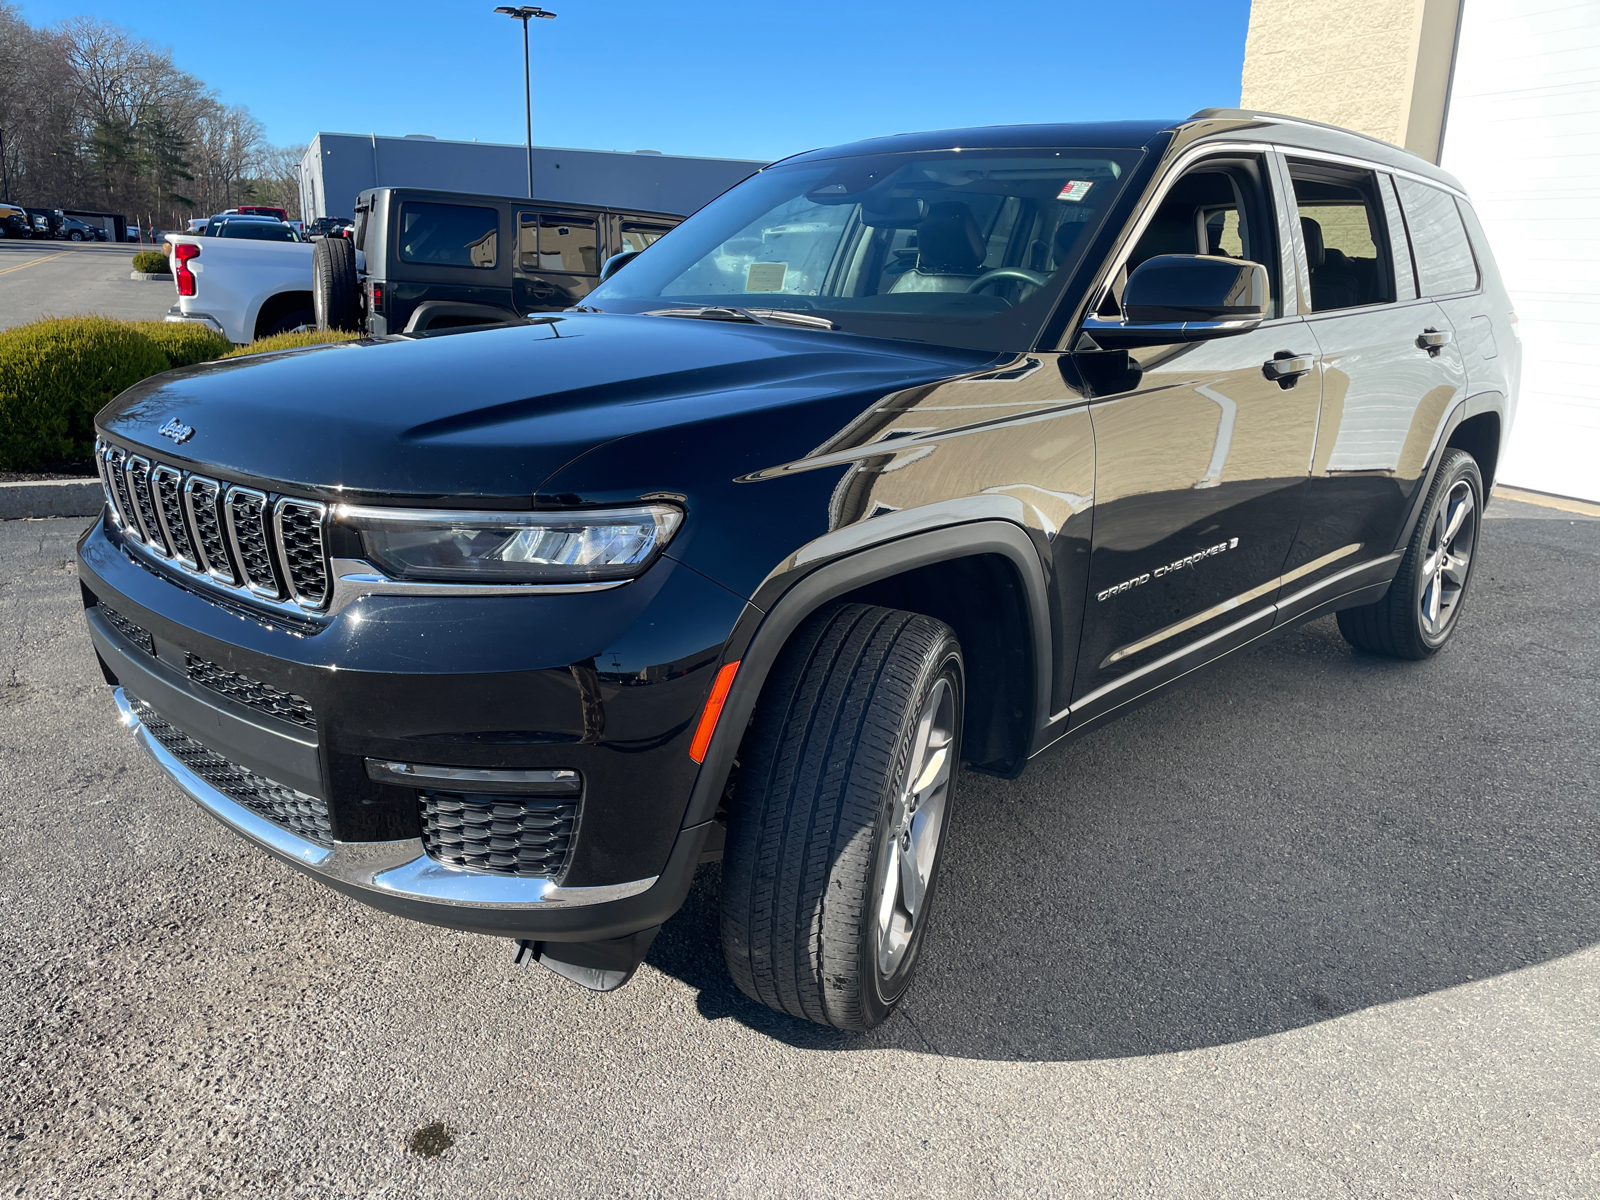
305 217 351 240
58 214 104 241
87 110 1515 1031
160 226 327 342
237 204 289 221
0 202 31 237
214 217 302 242
24 207 58 237
315 186 681 335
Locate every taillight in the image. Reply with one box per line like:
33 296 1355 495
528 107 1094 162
370 280 385 315
173 242 200 296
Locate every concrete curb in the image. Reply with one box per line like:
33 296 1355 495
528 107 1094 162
129 271 173 281
1 478 103 520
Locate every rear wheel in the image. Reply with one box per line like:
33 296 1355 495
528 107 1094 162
262 308 315 337
721 603 963 1031
313 236 361 332
68 230 83 241
1337 448 1482 658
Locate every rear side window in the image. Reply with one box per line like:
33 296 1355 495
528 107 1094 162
1287 160 1394 312
399 202 499 269
517 214 599 275
1395 178 1478 295
620 223 672 254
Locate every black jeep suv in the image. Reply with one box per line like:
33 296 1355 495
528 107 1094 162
80 111 1516 1030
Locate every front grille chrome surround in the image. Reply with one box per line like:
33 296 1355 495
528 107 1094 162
105 446 142 543
273 499 329 608
94 440 122 530
126 456 168 556
225 486 281 599
182 476 236 585
150 465 197 569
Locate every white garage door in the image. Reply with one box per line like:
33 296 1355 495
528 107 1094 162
1440 0 1600 501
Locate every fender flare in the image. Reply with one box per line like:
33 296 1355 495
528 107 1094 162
1392 389 1505 554
678 518 1052 829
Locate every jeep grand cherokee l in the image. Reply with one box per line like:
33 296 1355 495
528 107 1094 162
79 110 1516 1030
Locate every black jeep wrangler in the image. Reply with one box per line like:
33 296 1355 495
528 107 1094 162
81 111 1515 1030
312 186 680 336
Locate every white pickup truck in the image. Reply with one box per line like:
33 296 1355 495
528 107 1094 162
162 233 362 345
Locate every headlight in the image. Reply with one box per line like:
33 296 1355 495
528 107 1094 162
334 503 683 584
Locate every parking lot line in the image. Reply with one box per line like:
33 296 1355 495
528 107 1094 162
0 251 70 275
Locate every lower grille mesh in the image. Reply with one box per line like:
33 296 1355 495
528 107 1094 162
419 791 578 878
100 605 154 655
131 697 333 846
185 654 316 731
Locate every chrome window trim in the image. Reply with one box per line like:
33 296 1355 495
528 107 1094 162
271 497 330 612
182 475 236 585
1268 142 1469 201
224 485 283 600
150 464 198 571
114 687 655 908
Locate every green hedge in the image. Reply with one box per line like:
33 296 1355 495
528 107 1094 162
221 329 362 358
0 317 170 469
131 321 233 369
130 250 170 274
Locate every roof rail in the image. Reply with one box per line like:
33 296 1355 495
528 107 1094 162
1185 107 1424 160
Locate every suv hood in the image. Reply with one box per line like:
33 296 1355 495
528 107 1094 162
98 314 996 504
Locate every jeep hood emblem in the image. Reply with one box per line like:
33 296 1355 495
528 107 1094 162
158 418 194 444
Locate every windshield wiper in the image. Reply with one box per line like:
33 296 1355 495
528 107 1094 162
642 306 836 332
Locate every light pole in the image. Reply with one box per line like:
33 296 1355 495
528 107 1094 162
494 6 557 199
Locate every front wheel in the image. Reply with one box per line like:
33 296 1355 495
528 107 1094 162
1337 447 1483 658
721 603 963 1031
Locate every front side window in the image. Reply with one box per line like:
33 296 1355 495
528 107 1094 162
584 147 1141 352
1288 161 1394 312
518 214 598 275
399 202 499 269
620 223 672 254
1395 178 1479 296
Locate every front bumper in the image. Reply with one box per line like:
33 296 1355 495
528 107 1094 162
113 686 710 941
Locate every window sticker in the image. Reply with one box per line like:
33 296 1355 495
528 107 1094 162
746 262 788 292
1056 180 1095 203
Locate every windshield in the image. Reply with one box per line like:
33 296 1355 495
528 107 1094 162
585 147 1140 351
219 222 298 241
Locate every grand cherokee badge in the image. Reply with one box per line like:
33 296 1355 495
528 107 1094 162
158 418 194 444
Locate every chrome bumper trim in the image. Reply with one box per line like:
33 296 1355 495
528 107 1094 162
164 306 226 335
114 687 656 909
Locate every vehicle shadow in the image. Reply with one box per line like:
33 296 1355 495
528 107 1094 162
646 593 1600 1061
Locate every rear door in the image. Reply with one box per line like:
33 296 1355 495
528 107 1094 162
1280 158 1466 614
1070 150 1322 724
515 210 602 312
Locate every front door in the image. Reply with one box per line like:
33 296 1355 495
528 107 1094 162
516 211 602 313
1070 152 1322 725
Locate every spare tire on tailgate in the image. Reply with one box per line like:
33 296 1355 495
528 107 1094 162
313 236 361 331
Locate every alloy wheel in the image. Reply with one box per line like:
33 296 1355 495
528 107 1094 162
1420 479 1476 640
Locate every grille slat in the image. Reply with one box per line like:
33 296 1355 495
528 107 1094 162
185 654 316 731
420 791 579 878
152 466 197 569
101 442 331 615
100 605 154 655
131 697 333 846
225 487 280 598
127 457 168 555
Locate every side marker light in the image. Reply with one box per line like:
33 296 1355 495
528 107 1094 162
689 660 740 763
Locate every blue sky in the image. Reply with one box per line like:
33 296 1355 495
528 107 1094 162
20 0 1251 162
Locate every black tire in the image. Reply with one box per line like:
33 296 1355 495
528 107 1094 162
313 236 361 331
68 230 83 241
1337 447 1483 659
721 603 964 1031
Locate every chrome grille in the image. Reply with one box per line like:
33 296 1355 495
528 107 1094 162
131 696 333 845
185 653 316 731
419 791 579 878
152 466 197 569
184 477 235 584
226 488 279 598
127 456 167 554
274 501 329 606
96 439 331 615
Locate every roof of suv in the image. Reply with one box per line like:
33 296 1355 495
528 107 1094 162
778 110 1464 192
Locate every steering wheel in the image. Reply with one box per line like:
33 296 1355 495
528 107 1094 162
965 268 1049 294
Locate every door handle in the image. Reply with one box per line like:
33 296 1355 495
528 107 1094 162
529 279 557 299
1417 327 1452 356
1262 352 1314 389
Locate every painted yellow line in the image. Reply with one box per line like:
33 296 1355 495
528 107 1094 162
0 251 70 275
1492 485 1600 518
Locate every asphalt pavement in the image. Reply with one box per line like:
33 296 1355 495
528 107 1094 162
0 241 177 331
1 500 1596 1199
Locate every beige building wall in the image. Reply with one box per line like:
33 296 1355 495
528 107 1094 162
1240 0 1463 161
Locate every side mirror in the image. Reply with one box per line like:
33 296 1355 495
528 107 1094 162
600 250 640 282
1081 254 1269 347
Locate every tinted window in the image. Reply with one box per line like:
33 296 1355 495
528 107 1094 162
620 223 672 254
1396 178 1479 295
585 147 1140 353
219 222 297 242
1288 161 1394 312
399 202 499 268
516 214 598 275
